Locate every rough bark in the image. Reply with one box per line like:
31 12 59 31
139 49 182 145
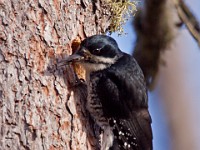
0 0 111 149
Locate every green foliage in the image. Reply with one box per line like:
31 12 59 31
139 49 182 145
105 0 137 34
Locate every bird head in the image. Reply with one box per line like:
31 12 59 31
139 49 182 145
65 35 122 72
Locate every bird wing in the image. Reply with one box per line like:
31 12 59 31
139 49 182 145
95 56 153 150
110 109 153 150
96 55 148 117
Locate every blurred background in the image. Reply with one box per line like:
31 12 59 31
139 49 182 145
111 0 200 149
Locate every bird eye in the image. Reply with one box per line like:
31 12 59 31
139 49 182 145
92 48 102 55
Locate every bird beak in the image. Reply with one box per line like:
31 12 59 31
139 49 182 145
64 53 85 63
58 53 84 67
57 48 88 67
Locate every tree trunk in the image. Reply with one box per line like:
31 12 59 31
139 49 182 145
0 0 111 149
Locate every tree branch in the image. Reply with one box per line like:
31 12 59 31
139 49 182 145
173 0 200 46
133 0 174 88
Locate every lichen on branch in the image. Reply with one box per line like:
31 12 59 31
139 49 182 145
105 0 137 34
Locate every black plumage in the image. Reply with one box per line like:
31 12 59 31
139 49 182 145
90 53 152 150
64 35 153 150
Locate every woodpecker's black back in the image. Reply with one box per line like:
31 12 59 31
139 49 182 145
90 53 152 150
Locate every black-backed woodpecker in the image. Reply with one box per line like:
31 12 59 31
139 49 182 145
65 35 153 150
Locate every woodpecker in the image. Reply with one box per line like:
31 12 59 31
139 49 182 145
65 35 153 150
